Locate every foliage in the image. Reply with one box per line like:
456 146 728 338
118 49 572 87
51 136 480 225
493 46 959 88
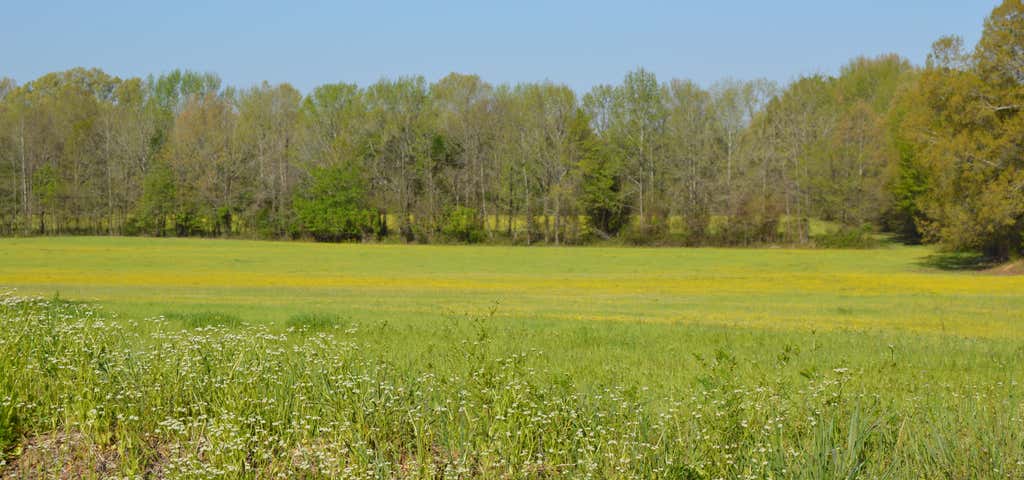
440 205 485 243
0 2 1020 255
893 0 1024 258
293 164 378 242
576 109 628 238
883 87 929 242
133 159 176 236
620 218 669 246
813 224 880 249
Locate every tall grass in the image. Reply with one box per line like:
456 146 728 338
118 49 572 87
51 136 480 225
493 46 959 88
1 293 1022 478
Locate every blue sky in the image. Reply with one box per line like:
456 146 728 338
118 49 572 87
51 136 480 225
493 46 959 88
1 1 998 94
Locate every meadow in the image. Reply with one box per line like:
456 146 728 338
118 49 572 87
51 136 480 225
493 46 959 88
1 237 1023 478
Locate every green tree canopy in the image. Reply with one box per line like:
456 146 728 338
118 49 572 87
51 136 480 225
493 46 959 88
293 163 377 242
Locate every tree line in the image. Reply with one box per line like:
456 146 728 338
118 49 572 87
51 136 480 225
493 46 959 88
1 1 1021 256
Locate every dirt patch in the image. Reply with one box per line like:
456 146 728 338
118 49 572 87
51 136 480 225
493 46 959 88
1 431 119 479
984 260 1024 276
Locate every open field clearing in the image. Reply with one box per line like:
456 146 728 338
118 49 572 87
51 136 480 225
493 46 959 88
2 237 1024 478
1 237 1022 338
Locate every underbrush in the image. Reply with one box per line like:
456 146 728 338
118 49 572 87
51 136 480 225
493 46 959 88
1 293 1022 478
812 225 880 249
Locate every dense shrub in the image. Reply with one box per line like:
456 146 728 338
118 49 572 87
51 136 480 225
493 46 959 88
815 224 879 249
440 206 485 243
293 164 378 242
620 218 670 246
710 216 780 246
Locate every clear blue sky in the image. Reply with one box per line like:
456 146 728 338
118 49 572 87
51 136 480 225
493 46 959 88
1 1 998 94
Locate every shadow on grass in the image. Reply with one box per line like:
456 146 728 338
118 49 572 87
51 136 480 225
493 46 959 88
917 251 999 271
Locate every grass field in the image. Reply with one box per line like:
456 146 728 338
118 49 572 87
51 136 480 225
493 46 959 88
1 237 1021 337
1 237 1023 478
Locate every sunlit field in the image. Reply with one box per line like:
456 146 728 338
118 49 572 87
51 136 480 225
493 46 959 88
2 237 1022 337
2 237 1023 478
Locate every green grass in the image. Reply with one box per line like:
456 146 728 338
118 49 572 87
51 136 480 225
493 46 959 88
286 311 347 331
162 311 244 328
1 236 1021 338
0 237 1022 477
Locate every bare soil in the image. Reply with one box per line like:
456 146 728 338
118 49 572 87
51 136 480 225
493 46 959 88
984 260 1024 276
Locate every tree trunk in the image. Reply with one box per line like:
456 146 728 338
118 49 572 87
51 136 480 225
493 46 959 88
19 119 29 234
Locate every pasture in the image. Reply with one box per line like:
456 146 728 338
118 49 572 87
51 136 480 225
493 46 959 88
1 237 1023 478
2 236 1021 337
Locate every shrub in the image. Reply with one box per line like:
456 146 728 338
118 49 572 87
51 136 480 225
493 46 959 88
620 218 669 246
778 216 811 244
814 224 879 249
441 206 485 243
710 216 780 246
293 164 378 242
